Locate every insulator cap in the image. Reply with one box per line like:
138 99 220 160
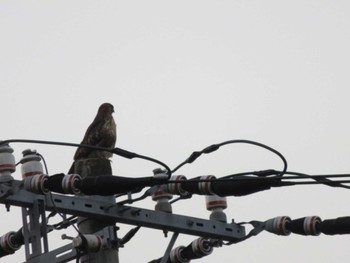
0 231 21 254
23 174 49 194
191 238 213 257
62 174 82 195
20 149 43 178
167 175 188 196
288 216 321 236
205 195 227 210
152 185 173 213
181 175 216 195
152 185 173 201
170 246 189 263
0 143 16 177
153 168 168 179
265 216 291 236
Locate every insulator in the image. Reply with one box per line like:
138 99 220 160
206 195 227 210
153 168 169 180
0 231 21 254
167 175 188 196
62 174 82 195
20 149 43 179
265 216 291 236
198 175 215 195
73 234 103 252
23 174 49 194
152 184 173 201
181 175 216 195
205 195 227 222
190 238 213 258
174 237 213 262
152 185 173 213
0 143 16 179
288 216 322 236
170 246 189 263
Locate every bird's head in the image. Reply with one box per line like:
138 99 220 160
98 103 115 116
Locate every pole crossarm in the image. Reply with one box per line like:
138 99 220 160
0 180 245 242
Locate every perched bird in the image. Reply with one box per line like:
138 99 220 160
68 103 117 174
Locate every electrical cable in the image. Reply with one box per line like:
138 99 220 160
0 139 171 178
119 226 141 246
222 170 350 189
171 139 287 177
117 186 159 205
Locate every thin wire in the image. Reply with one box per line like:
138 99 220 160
35 152 83 236
223 170 350 189
1 139 171 177
171 139 287 177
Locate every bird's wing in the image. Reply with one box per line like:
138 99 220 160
73 119 103 160
73 118 116 160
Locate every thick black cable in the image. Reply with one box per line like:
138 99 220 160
171 139 287 177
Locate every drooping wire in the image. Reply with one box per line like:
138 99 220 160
171 139 287 177
1 139 171 178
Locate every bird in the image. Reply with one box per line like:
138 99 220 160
68 103 117 174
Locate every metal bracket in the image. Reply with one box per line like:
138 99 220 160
22 198 49 260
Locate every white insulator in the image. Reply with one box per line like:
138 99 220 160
0 143 16 178
205 195 227 210
205 195 227 222
304 216 321 236
20 149 43 179
167 175 188 196
152 185 173 213
198 175 215 195
265 216 291 236
73 234 103 252
23 174 49 194
62 174 81 195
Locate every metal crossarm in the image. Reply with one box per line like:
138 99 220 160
0 180 245 242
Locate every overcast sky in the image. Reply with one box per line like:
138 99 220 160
1 1 350 262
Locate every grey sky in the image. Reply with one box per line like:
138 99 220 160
1 1 350 262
